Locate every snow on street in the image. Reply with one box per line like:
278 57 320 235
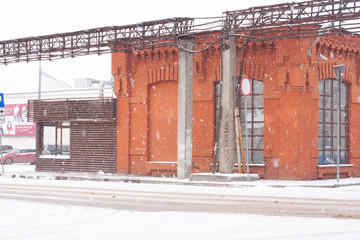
1 197 360 240
1 164 360 239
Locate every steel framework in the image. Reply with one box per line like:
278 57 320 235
0 18 194 64
1 0 360 65
224 0 360 41
224 0 360 30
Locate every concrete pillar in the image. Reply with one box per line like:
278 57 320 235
218 36 236 173
177 37 194 179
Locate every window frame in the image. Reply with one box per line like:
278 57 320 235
239 79 264 164
318 78 348 164
214 79 264 165
41 121 70 157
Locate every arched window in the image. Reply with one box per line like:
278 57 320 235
318 79 348 164
240 79 264 164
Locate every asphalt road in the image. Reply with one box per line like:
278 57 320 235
1 181 359 219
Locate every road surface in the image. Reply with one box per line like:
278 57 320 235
0 180 359 219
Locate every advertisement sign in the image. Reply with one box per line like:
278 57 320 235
0 104 35 136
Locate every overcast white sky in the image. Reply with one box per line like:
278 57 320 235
0 0 302 93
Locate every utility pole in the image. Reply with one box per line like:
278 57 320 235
218 35 237 173
177 37 194 179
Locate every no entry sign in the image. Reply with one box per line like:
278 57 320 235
241 77 252 97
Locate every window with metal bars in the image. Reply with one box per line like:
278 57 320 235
214 79 264 164
239 79 264 164
318 79 348 164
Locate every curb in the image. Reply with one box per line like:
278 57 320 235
2 172 360 189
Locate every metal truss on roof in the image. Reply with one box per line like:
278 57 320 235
0 18 194 64
224 0 360 31
1 0 360 65
223 0 360 42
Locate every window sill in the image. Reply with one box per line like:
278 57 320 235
39 155 70 159
317 164 353 168
234 163 265 167
249 163 265 167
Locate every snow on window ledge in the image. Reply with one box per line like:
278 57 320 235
234 164 265 167
249 163 265 167
39 155 70 159
317 164 353 168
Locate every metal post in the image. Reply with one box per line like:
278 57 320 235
1 134 4 173
337 75 340 182
0 92 5 173
241 76 252 181
245 99 249 182
332 65 345 183
38 61 42 100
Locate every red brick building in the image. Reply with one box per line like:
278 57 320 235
111 27 360 180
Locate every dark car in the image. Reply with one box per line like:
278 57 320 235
1 149 36 165
43 144 69 155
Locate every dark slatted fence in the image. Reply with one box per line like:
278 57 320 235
28 98 116 122
28 98 117 173
69 121 116 173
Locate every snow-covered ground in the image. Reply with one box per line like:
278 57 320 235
1 164 360 240
1 198 360 240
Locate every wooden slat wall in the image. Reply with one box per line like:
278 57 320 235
69 121 117 173
35 122 44 164
31 98 117 173
28 98 116 122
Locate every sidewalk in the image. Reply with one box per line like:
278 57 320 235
1 164 360 188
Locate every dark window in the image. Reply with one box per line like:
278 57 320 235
318 79 348 164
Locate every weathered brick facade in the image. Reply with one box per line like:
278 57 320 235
112 31 360 180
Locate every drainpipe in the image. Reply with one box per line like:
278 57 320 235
307 23 332 59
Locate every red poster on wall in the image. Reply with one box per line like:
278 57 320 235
0 104 35 136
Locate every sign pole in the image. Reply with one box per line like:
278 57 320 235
0 93 4 173
245 98 249 182
241 77 252 182
332 65 346 183
1 135 4 173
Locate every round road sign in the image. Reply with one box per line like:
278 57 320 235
241 77 252 97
